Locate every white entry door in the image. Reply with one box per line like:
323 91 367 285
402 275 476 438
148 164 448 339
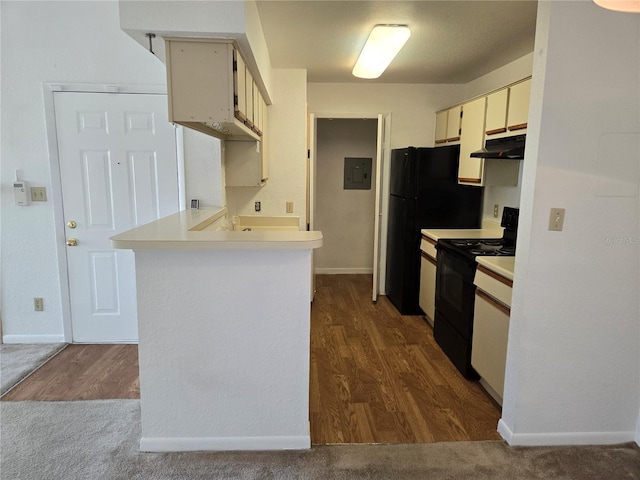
55 92 179 342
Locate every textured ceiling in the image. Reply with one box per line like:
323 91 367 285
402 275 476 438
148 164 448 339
255 0 538 83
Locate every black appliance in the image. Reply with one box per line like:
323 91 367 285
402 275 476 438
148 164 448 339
385 145 483 315
470 134 526 159
434 207 519 379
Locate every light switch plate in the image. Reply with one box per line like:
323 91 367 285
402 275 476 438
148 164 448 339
548 208 565 231
31 187 47 201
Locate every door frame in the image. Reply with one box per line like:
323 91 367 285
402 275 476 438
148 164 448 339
43 83 186 343
308 112 392 300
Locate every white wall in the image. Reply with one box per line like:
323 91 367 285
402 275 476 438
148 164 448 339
308 83 465 149
315 119 378 273
465 53 534 100
0 0 169 342
183 129 225 208
501 0 640 446
225 69 307 229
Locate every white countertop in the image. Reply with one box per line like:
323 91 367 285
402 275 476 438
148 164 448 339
476 256 516 281
421 221 504 242
110 207 323 251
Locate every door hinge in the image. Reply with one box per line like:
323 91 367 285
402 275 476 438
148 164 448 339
307 149 310 159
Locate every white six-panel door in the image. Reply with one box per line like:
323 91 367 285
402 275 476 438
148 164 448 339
54 92 179 342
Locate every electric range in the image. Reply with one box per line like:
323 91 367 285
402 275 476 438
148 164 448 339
433 207 519 379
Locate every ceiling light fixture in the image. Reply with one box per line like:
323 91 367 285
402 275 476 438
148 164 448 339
593 0 640 12
352 25 411 79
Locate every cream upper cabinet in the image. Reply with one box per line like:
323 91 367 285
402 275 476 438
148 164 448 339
507 78 531 132
458 97 486 185
485 89 509 136
435 106 462 144
435 110 449 144
165 38 266 142
458 95 519 187
233 49 247 124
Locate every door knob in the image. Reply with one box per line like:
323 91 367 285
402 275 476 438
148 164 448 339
66 238 78 247
67 221 77 229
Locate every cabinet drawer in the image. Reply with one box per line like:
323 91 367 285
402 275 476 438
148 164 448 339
474 265 513 308
420 235 437 259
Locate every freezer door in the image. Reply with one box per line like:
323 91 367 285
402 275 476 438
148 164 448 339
389 148 418 198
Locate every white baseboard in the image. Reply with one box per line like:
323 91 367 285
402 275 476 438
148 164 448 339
315 268 373 275
139 435 311 452
498 419 637 446
2 334 66 344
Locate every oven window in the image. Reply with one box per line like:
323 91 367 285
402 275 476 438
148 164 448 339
441 261 464 313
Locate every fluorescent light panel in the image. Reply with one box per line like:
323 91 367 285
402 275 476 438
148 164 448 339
593 0 640 12
352 25 411 79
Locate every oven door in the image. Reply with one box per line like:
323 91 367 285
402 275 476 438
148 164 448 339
435 246 477 339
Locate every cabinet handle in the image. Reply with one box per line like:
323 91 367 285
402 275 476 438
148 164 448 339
458 177 482 184
508 122 527 131
477 265 513 287
421 250 437 266
486 127 507 135
476 289 511 316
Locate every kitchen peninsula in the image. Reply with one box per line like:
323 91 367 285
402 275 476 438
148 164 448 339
110 207 323 452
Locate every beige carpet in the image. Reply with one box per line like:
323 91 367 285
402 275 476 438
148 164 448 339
1 399 639 479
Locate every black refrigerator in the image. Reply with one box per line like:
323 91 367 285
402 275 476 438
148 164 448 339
385 145 483 315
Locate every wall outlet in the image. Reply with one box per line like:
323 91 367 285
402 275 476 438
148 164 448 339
254 201 261 212
286 201 294 214
34 297 44 311
493 204 499 218
548 208 566 231
31 187 47 202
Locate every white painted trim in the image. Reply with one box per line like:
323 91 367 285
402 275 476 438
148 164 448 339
139 435 311 452
2 335 66 344
497 419 514 444
315 268 373 275
43 83 184 343
498 420 637 446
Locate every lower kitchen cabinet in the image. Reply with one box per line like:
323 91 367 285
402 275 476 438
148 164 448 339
419 235 437 326
472 263 513 405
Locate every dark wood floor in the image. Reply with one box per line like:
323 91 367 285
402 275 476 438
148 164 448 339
310 274 501 444
2 274 501 444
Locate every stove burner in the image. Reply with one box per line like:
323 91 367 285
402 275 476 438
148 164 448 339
451 239 481 247
480 239 504 246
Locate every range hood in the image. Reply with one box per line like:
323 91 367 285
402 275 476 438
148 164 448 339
470 134 526 159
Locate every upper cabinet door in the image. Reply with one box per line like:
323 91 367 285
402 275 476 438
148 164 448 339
446 105 462 142
485 89 509 136
507 79 531 131
435 106 462 144
435 110 448 144
458 96 486 185
245 68 255 130
234 49 247 123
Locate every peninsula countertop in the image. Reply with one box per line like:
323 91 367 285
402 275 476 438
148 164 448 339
110 207 323 251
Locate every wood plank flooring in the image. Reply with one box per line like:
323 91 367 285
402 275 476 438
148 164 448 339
2 274 501 445
310 274 501 444
1 344 139 401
